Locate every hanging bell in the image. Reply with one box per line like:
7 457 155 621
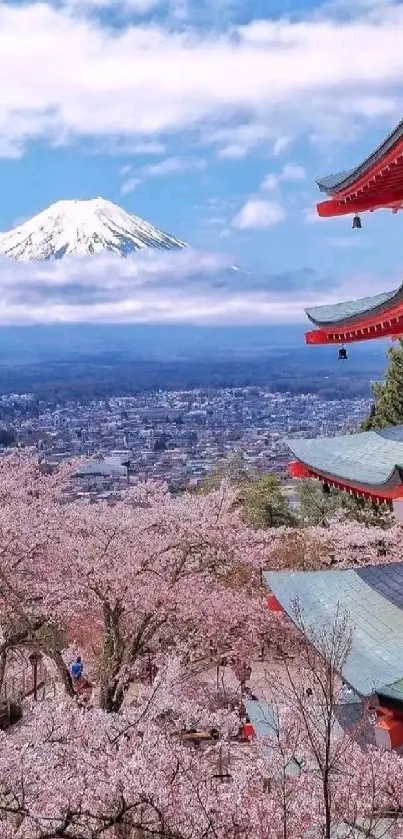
352 214 362 229
338 346 348 360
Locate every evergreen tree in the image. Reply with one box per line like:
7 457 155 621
239 473 296 528
362 340 403 429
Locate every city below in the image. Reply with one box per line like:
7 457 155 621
0 387 371 497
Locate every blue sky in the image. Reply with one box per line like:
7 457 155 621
0 0 403 324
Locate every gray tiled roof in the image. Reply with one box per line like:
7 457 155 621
305 286 401 328
287 428 403 488
358 563 403 611
317 117 403 195
264 568 403 696
317 168 356 193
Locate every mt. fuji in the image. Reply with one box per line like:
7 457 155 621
0 197 187 260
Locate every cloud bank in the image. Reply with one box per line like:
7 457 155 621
0 249 396 326
0 0 403 157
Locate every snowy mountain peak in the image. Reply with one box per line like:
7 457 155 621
0 197 187 260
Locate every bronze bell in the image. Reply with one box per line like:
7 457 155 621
338 346 348 360
352 214 362 229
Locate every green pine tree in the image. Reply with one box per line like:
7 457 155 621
363 340 403 429
239 473 296 529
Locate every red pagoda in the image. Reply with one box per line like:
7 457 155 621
290 117 403 515
306 117 403 346
265 125 403 746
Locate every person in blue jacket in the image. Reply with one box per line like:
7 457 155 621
70 656 84 682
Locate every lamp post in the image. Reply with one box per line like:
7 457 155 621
28 651 42 701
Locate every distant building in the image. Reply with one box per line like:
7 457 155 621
75 459 128 493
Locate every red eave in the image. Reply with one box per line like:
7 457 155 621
305 293 403 345
317 197 403 218
288 460 401 504
317 144 403 217
306 319 403 345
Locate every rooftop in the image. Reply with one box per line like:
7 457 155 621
287 427 403 490
264 563 403 703
317 117 403 195
305 286 401 328
315 116 403 217
75 460 127 477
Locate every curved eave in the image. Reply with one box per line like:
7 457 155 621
316 117 403 195
287 430 403 498
304 286 403 345
317 196 403 218
289 460 401 503
306 287 402 329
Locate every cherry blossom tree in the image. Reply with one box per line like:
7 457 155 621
249 606 403 839
0 454 277 711
55 480 276 711
4 453 403 839
1 643 403 839
0 452 73 696
270 515 403 571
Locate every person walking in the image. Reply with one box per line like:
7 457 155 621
70 656 84 682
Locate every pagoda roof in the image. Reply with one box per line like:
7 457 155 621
287 427 403 498
317 118 403 195
316 117 403 217
264 563 403 701
304 284 403 344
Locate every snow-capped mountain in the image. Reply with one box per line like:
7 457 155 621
0 197 187 260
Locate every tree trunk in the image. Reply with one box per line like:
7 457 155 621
99 601 124 712
0 647 7 695
52 649 75 698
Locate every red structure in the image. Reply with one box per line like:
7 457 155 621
266 594 284 613
305 119 403 345
304 289 403 345
316 117 403 218
288 459 399 506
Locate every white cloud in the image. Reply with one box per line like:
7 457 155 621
1 1 403 157
211 125 286 159
139 156 206 177
65 0 161 12
260 162 306 192
120 177 142 195
272 137 291 157
120 156 205 193
281 163 306 182
0 248 395 325
120 141 167 156
232 199 286 230
0 249 231 324
260 174 278 191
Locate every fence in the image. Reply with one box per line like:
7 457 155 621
0 651 51 703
